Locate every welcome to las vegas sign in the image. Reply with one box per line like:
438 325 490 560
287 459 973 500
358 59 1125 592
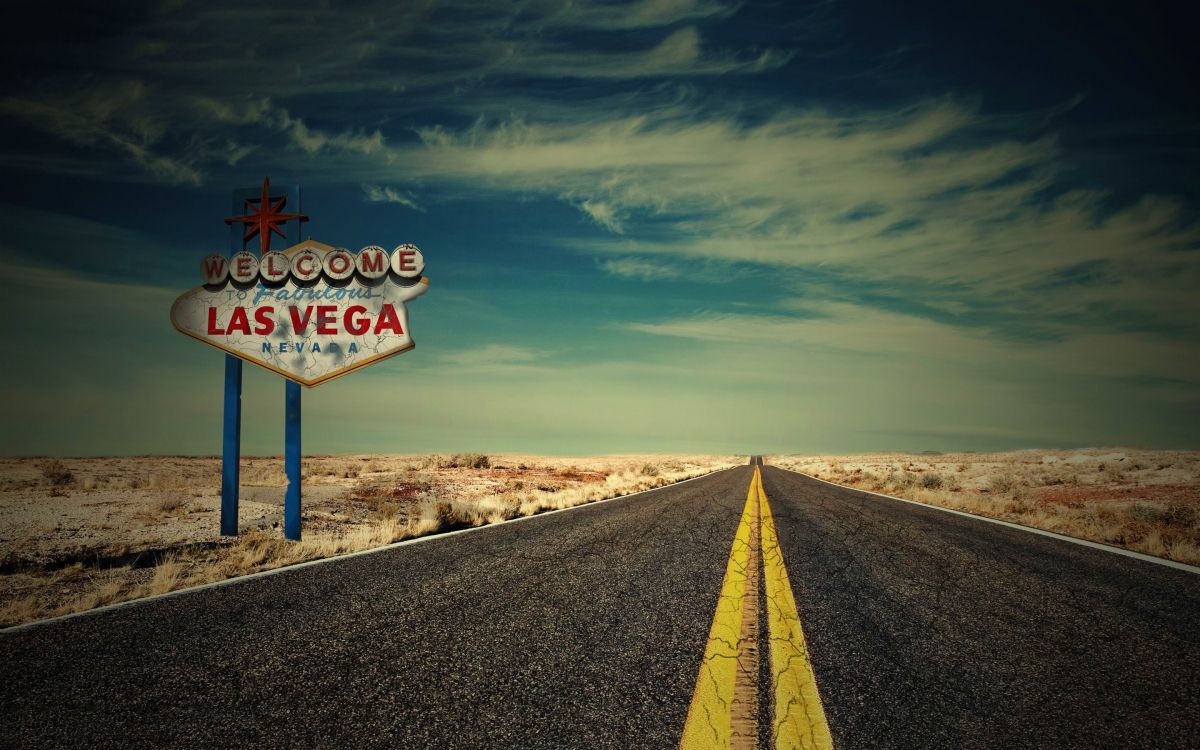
171 239 429 386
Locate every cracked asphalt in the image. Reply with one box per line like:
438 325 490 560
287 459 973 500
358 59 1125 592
2 464 1198 749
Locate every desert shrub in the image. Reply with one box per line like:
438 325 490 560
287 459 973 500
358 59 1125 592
1129 502 1166 524
155 496 188 514
81 475 108 491
1004 497 1033 514
892 471 917 490
988 473 1018 494
369 500 400 520
440 453 490 469
1163 502 1198 530
40 460 74 486
639 463 660 476
920 472 944 490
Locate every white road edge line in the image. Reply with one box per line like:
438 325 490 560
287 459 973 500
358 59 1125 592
1 465 740 634
775 466 1200 575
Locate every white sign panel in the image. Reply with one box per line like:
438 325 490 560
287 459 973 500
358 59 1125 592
172 239 429 387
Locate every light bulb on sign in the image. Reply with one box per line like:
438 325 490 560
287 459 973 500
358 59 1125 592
229 251 260 284
356 246 389 280
290 250 322 282
391 244 425 279
323 248 356 281
202 254 229 285
260 251 290 284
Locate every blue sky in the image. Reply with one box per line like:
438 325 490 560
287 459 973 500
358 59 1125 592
0 0 1197 455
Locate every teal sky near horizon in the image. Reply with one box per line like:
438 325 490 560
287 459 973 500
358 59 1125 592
0 0 1198 456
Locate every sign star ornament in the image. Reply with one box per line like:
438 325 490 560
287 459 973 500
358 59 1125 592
224 176 310 255
171 177 430 387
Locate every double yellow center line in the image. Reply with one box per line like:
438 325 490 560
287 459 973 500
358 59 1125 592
680 466 834 750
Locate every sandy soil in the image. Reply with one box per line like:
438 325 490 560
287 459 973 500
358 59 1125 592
771 449 1200 565
0 454 739 626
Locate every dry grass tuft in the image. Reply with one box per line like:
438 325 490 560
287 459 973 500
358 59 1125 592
145 553 185 596
0 594 42 625
71 569 128 613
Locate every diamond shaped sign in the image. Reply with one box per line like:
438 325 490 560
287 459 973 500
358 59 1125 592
171 239 429 387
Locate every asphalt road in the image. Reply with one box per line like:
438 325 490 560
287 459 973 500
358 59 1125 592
761 467 1200 749
2 463 1198 749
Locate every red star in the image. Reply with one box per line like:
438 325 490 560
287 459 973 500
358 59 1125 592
224 176 309 255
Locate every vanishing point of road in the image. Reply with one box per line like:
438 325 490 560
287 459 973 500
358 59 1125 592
3 459 1198 749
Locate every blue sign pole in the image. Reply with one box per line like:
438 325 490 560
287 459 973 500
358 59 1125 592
220 355 242 536
219 186 250 538
284 380 302 540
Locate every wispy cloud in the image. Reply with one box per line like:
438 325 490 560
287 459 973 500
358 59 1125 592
499 26 793 79
195 97 386 157
361 183 424 211
5 15 1196 344
599 257 680 280
627 304 1200 385
0 81 204 184
380 97 1198 339
438 344 552 375
0 2 789 186
527 0 737 30
442 344 540 367
575 198 624 233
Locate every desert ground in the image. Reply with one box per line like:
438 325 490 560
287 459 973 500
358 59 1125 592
0 454 739 627
3 449 1197 628
772 449 1200 566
